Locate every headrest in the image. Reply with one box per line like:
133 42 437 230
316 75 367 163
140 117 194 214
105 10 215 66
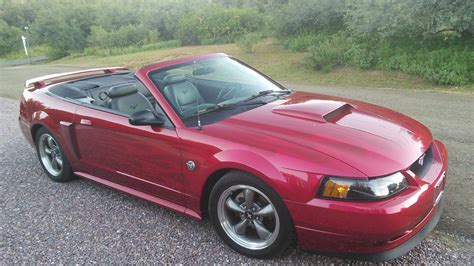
164 74 187 85
108 83 138 98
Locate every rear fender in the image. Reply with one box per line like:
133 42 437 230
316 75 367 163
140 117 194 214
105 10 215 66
30 109 80 168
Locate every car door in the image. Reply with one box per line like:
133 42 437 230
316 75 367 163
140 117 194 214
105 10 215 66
72 105 184 204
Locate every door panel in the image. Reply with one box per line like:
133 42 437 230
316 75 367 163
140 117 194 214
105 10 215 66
73 106 183 203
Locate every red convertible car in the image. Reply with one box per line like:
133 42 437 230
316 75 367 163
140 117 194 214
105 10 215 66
19 53 447 261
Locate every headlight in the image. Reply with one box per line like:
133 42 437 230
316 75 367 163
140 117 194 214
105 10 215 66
318 172 408 201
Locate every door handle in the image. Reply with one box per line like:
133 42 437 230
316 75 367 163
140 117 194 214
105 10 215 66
80 119 92 126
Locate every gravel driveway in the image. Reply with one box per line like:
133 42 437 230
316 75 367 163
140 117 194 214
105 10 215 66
1 65 473 263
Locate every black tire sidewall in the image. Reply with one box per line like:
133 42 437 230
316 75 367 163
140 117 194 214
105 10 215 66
35 127 74 182
209 170 295 258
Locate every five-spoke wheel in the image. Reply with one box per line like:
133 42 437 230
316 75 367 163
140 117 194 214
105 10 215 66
210 171 295 258
217 185 280 250
38 133 63 176
35 127 74 182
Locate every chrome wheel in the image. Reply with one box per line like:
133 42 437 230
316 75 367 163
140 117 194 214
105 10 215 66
217 185 280 250
38 134 63 177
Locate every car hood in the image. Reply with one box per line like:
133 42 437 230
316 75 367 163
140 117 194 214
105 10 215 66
220 91 433 177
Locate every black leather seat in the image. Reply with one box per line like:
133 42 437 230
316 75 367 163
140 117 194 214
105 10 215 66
162 74 214 117
107 83 154 115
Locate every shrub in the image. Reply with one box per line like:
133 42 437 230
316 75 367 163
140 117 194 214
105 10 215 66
237 32 262 53
305 32 473 85
88 24 154 48
0 21 22 56
273 0 346 37
345 0 474 41
378 45 474 85
347 43 379 69
281 33 332 52
84 40 181 57
176 7 264 45
307 33 352 72
31 5 96 57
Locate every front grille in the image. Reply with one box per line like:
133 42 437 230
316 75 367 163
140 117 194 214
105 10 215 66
408 144 434 178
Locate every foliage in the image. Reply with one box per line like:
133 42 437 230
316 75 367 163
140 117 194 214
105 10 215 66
306 31 474 85
346 0 474 41
0 0 472 86
237 32 263 53
0 0 40 28
378 43 474 85
307 33 352 72
273 0 346 36
281 32 333 52
30 5 96 58
0 20 23 56
88 24 155 48
275 0 473 85
142 3 191 41
83 40 181 57
176 7 264 45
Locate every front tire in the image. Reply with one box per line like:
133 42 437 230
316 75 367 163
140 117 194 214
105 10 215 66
209 171 295 258
35 127 74 182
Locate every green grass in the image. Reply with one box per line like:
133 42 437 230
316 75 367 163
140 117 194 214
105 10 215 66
52 39 473 92
0 45 52 61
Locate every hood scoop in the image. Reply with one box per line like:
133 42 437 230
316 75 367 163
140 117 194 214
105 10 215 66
272 100 353 123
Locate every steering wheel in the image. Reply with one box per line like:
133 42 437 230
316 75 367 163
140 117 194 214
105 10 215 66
217 83 240 103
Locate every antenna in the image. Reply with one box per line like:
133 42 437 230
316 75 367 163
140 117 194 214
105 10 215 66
193 60 202 130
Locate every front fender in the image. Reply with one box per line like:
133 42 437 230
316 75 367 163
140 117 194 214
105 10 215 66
210 149 289 197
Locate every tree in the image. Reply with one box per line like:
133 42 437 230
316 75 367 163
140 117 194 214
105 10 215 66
345 0 474 40
0 20 23 56
31 5 95 57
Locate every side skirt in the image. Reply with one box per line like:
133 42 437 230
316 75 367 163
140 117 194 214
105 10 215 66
74 171 202 221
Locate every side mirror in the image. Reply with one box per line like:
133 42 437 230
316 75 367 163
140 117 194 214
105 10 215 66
129 109 165 126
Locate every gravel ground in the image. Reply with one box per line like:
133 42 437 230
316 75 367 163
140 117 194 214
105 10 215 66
0 96 472 263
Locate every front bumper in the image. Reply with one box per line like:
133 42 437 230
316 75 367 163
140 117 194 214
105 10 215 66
285 140 448 261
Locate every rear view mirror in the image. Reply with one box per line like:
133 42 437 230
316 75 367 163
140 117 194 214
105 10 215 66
129 109 165 126
193 66 215 76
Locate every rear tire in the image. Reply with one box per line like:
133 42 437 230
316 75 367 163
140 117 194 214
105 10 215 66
35 127 74 182
209 171 295 258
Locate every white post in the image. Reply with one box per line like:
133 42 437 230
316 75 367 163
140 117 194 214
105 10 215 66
21 35 28 55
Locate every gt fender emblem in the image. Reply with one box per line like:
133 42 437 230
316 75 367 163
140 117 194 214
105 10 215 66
186 160 196 171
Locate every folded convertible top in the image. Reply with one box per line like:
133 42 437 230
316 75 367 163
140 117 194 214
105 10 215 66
25 67 130 90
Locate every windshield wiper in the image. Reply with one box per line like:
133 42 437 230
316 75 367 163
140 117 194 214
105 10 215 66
187 90 290 118
243 89 291 103
191 100 267 117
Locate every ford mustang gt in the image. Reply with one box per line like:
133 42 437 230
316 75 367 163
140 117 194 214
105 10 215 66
19 53 447 261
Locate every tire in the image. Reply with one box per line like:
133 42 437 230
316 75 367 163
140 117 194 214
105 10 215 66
35 127 75 182
209 170 295 258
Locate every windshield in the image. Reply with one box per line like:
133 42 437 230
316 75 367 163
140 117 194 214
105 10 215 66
149 57 289 126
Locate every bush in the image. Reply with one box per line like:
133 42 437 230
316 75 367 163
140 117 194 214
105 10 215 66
176 7 264 45
237 32 263 53
347 43 379 69
378 45 474 85
31 5 96 57
345 0 474 41
307 33 352 72
0 21 22 56
273 0 346 37
84 40 181 57
281 33 332 52
306 32 473 85
88 24 154 48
